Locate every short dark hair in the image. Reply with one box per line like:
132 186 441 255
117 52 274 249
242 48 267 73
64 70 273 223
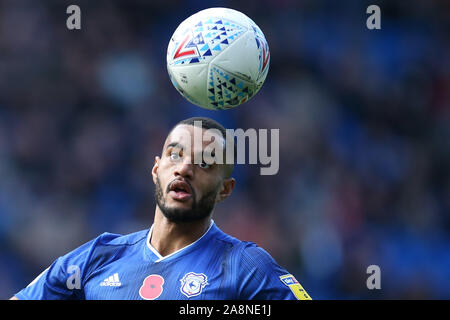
176 117 227 138
169 117 235 178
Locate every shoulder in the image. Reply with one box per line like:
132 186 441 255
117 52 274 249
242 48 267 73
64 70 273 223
209 226 267 261
13 230 149 300
212 225 279 270
233 241 280 273
94 229 148 247
239 242 275 261
83 229 148 267
54 229 148 281
64 229 148 260
228 241 310 300
210 225 245 248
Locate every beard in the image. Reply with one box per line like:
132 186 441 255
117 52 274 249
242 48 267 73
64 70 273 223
155 176 219 223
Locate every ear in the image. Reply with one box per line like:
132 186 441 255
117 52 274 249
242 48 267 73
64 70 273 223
151 156 160 185
216 177 235 203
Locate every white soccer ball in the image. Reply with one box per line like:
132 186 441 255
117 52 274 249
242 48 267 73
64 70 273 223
167 7 270 110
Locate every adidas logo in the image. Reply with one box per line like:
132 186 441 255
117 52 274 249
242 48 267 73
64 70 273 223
100 273 122 287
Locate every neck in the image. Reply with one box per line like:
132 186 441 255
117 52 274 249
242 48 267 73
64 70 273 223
150 207 212 257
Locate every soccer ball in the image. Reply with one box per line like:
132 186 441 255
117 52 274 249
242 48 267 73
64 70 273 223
167 7 270 110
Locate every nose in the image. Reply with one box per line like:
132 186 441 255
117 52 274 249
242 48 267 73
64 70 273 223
174 157 194 180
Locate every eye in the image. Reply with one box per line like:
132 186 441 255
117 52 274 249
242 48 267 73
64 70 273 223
170 150 181 161
198 162 211 169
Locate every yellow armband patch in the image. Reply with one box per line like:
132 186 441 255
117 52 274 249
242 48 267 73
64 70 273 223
279 274 312 300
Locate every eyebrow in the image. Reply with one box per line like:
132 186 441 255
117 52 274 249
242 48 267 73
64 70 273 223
166 142 183 150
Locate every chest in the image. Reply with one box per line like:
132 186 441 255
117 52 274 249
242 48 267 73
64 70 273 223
83 257 234 300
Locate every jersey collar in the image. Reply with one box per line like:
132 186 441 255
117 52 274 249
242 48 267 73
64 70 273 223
145 220 215 263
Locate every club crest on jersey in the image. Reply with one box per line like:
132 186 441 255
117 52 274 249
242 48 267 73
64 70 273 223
180 272 208 298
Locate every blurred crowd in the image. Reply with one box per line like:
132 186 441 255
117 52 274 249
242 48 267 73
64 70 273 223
0 0 449 299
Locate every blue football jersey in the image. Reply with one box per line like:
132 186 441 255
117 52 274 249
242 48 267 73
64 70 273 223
15 221 311 300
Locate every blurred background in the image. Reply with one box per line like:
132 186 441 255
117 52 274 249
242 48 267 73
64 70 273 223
0 0 449 299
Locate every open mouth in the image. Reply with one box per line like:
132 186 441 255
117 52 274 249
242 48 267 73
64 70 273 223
168 179 193 201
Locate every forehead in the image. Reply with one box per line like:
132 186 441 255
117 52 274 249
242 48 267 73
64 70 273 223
164 124 225 151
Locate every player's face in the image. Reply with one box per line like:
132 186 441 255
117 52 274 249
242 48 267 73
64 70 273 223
152 125 234 223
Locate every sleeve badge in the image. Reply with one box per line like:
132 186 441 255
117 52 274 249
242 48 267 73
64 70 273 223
279 274 312 300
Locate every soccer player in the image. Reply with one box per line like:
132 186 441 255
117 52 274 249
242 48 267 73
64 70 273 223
11 117 311 300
